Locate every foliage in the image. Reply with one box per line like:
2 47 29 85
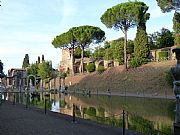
134 27 150 58
71 25 105 48
127 40 134 54
38 61 52 79
42 55 45 62
148 28 174 49
110 38 124 63
134 1 150 61
104 48 113 60
93 46 105 59
22 54 30 69
52 30 76 49
74 47 91 58
158 51 168 60
156 0 179 48
27 63 38 76
129 57 147 68
148 33 158 49
86 63 96 73
52 30 77 75
70 25 105 73
38 56 40 64
0 60 5 78
84 49 91 58
158 28 174 48
92 38 134 63
74 47 82 58
101 1 150 69
112 38 134 62
97 65 105 74
59 72 67 79
104 41 110 49
156 0 180 12
85 107 96 116
0 60 3 74
173 11 180 46
100 2 140 31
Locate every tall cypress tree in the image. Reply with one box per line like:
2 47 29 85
134 2 150 60
173 11 180 46
22 54 30 69
134 24 149 59
42 54 45 62
38 56 40 64
0 60 5 78
0 60 3 74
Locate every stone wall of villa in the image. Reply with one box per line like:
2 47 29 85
60 47 176 74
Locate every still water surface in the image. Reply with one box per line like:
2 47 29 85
4 92 176 135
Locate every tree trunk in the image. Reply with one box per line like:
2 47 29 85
124 30 127 70
81 46 84 73
71 48 75 76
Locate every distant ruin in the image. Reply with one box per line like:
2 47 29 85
59 49 121 74
59 46 177 75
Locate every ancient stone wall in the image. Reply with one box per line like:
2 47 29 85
59 49 73 73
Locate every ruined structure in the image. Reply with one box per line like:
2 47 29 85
59 49 74 73
6 68 27 90
60 46 177 75
149 46 176 61
59 49 120 74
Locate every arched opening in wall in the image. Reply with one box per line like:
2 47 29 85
74 61 80 73
98 60 104 66
66 67 70 74
108 60 114 67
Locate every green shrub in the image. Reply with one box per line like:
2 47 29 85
85 107 96 116
59 72 67 79
86 63 96 72
97 65 105 74
129 57 147 68
158 51 168 61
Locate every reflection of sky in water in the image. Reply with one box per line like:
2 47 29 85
51 101 60 112
1 94 8 100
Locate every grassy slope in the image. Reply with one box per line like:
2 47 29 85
65 60 176 96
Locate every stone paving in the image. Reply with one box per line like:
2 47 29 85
0 101 145 135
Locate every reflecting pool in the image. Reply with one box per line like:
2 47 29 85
4 92 176 135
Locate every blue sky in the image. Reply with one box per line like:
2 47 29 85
0 0 174 73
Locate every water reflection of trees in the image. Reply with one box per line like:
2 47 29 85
72 94 175 120
69 94 175 135
6 92 174 135
75 105 172 135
